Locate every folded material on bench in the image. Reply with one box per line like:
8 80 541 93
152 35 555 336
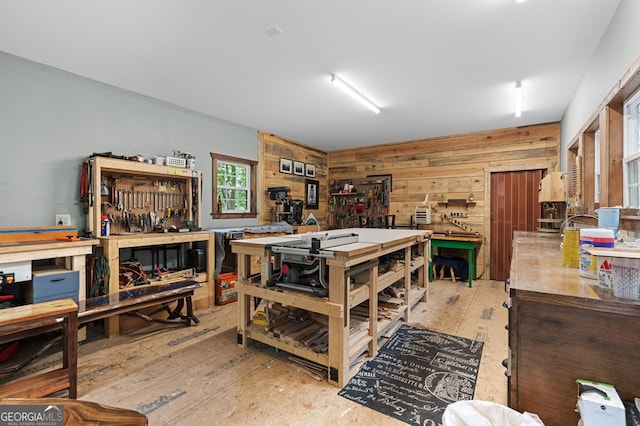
433 256 468 280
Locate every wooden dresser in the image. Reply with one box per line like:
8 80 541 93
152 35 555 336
508 231 640 426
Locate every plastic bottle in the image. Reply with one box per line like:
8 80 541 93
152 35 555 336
101 215 110 237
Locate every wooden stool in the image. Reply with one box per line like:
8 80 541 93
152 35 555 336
433 263 456 282
1 398 148 425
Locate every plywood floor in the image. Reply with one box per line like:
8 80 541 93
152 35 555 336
5 279 509 425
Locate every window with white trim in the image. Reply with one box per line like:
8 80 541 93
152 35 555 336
624 90 640 207
211 153 257 218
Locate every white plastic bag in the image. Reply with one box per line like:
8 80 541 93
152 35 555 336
442 400 544 426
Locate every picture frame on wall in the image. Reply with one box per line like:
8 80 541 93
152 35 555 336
279 158 292 174
305 163 316 178
305 179 319 209
293 161 305 176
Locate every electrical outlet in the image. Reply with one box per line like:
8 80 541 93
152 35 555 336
55 214 71 226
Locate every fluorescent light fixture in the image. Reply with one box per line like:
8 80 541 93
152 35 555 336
514 80 522 117
330 74 380 114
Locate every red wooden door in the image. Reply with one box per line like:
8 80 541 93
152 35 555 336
490 170 543 281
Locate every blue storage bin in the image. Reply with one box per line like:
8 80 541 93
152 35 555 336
27 269 79 304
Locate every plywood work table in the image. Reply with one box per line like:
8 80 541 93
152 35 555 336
232 228 431 386
508 231 640 426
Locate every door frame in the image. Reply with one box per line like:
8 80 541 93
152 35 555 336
483 161 557 280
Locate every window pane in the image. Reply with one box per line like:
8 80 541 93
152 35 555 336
212 153 255 215
636 103 640 153
624 91 640 206
217 161 250 212
629 158 640 208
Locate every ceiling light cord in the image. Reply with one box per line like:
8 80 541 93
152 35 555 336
330 74 380 114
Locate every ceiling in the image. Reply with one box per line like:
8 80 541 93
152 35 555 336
0 0 621 151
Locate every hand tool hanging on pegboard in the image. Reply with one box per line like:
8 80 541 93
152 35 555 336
191 179 197 214
382 179 390 214
80 161 94 212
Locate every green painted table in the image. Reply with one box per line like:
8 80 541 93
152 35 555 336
430 234 482 287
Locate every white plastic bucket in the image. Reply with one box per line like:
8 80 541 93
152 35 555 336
596 256 613 288
579 229 615 279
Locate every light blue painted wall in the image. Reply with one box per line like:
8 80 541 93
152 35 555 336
561 0 640 170
0 52 259 231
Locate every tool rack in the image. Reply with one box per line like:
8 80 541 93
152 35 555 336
231 228 431 387
84 156 202 236
83 157 214 337
328 177 392 229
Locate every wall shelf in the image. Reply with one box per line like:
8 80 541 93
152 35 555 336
437 199 476 207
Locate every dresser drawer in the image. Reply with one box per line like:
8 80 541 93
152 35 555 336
27 269 79 304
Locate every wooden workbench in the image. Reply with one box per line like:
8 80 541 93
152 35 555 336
0 239 97 301
430 233 482 287
508 231 640 426
98 231 214 337
232 228 431 386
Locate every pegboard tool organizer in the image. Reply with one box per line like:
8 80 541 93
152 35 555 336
84 156 202 237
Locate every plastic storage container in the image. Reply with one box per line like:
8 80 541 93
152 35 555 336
579 229 614 279
215 272 237 305
612 256 640 300
595 207 620 234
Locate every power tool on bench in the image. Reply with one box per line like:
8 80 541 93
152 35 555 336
0 271 16 309
267 186 304 225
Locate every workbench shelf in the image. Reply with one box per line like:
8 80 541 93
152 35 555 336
349 284 370 307
232 228 431 387
243 322 330 365
377 269 405 292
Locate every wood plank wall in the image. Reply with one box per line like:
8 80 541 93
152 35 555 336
327 123 560 274
257 124 560 273
258 131 328 227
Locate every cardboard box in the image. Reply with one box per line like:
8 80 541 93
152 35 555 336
215 273 237 305
576 379 625 426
